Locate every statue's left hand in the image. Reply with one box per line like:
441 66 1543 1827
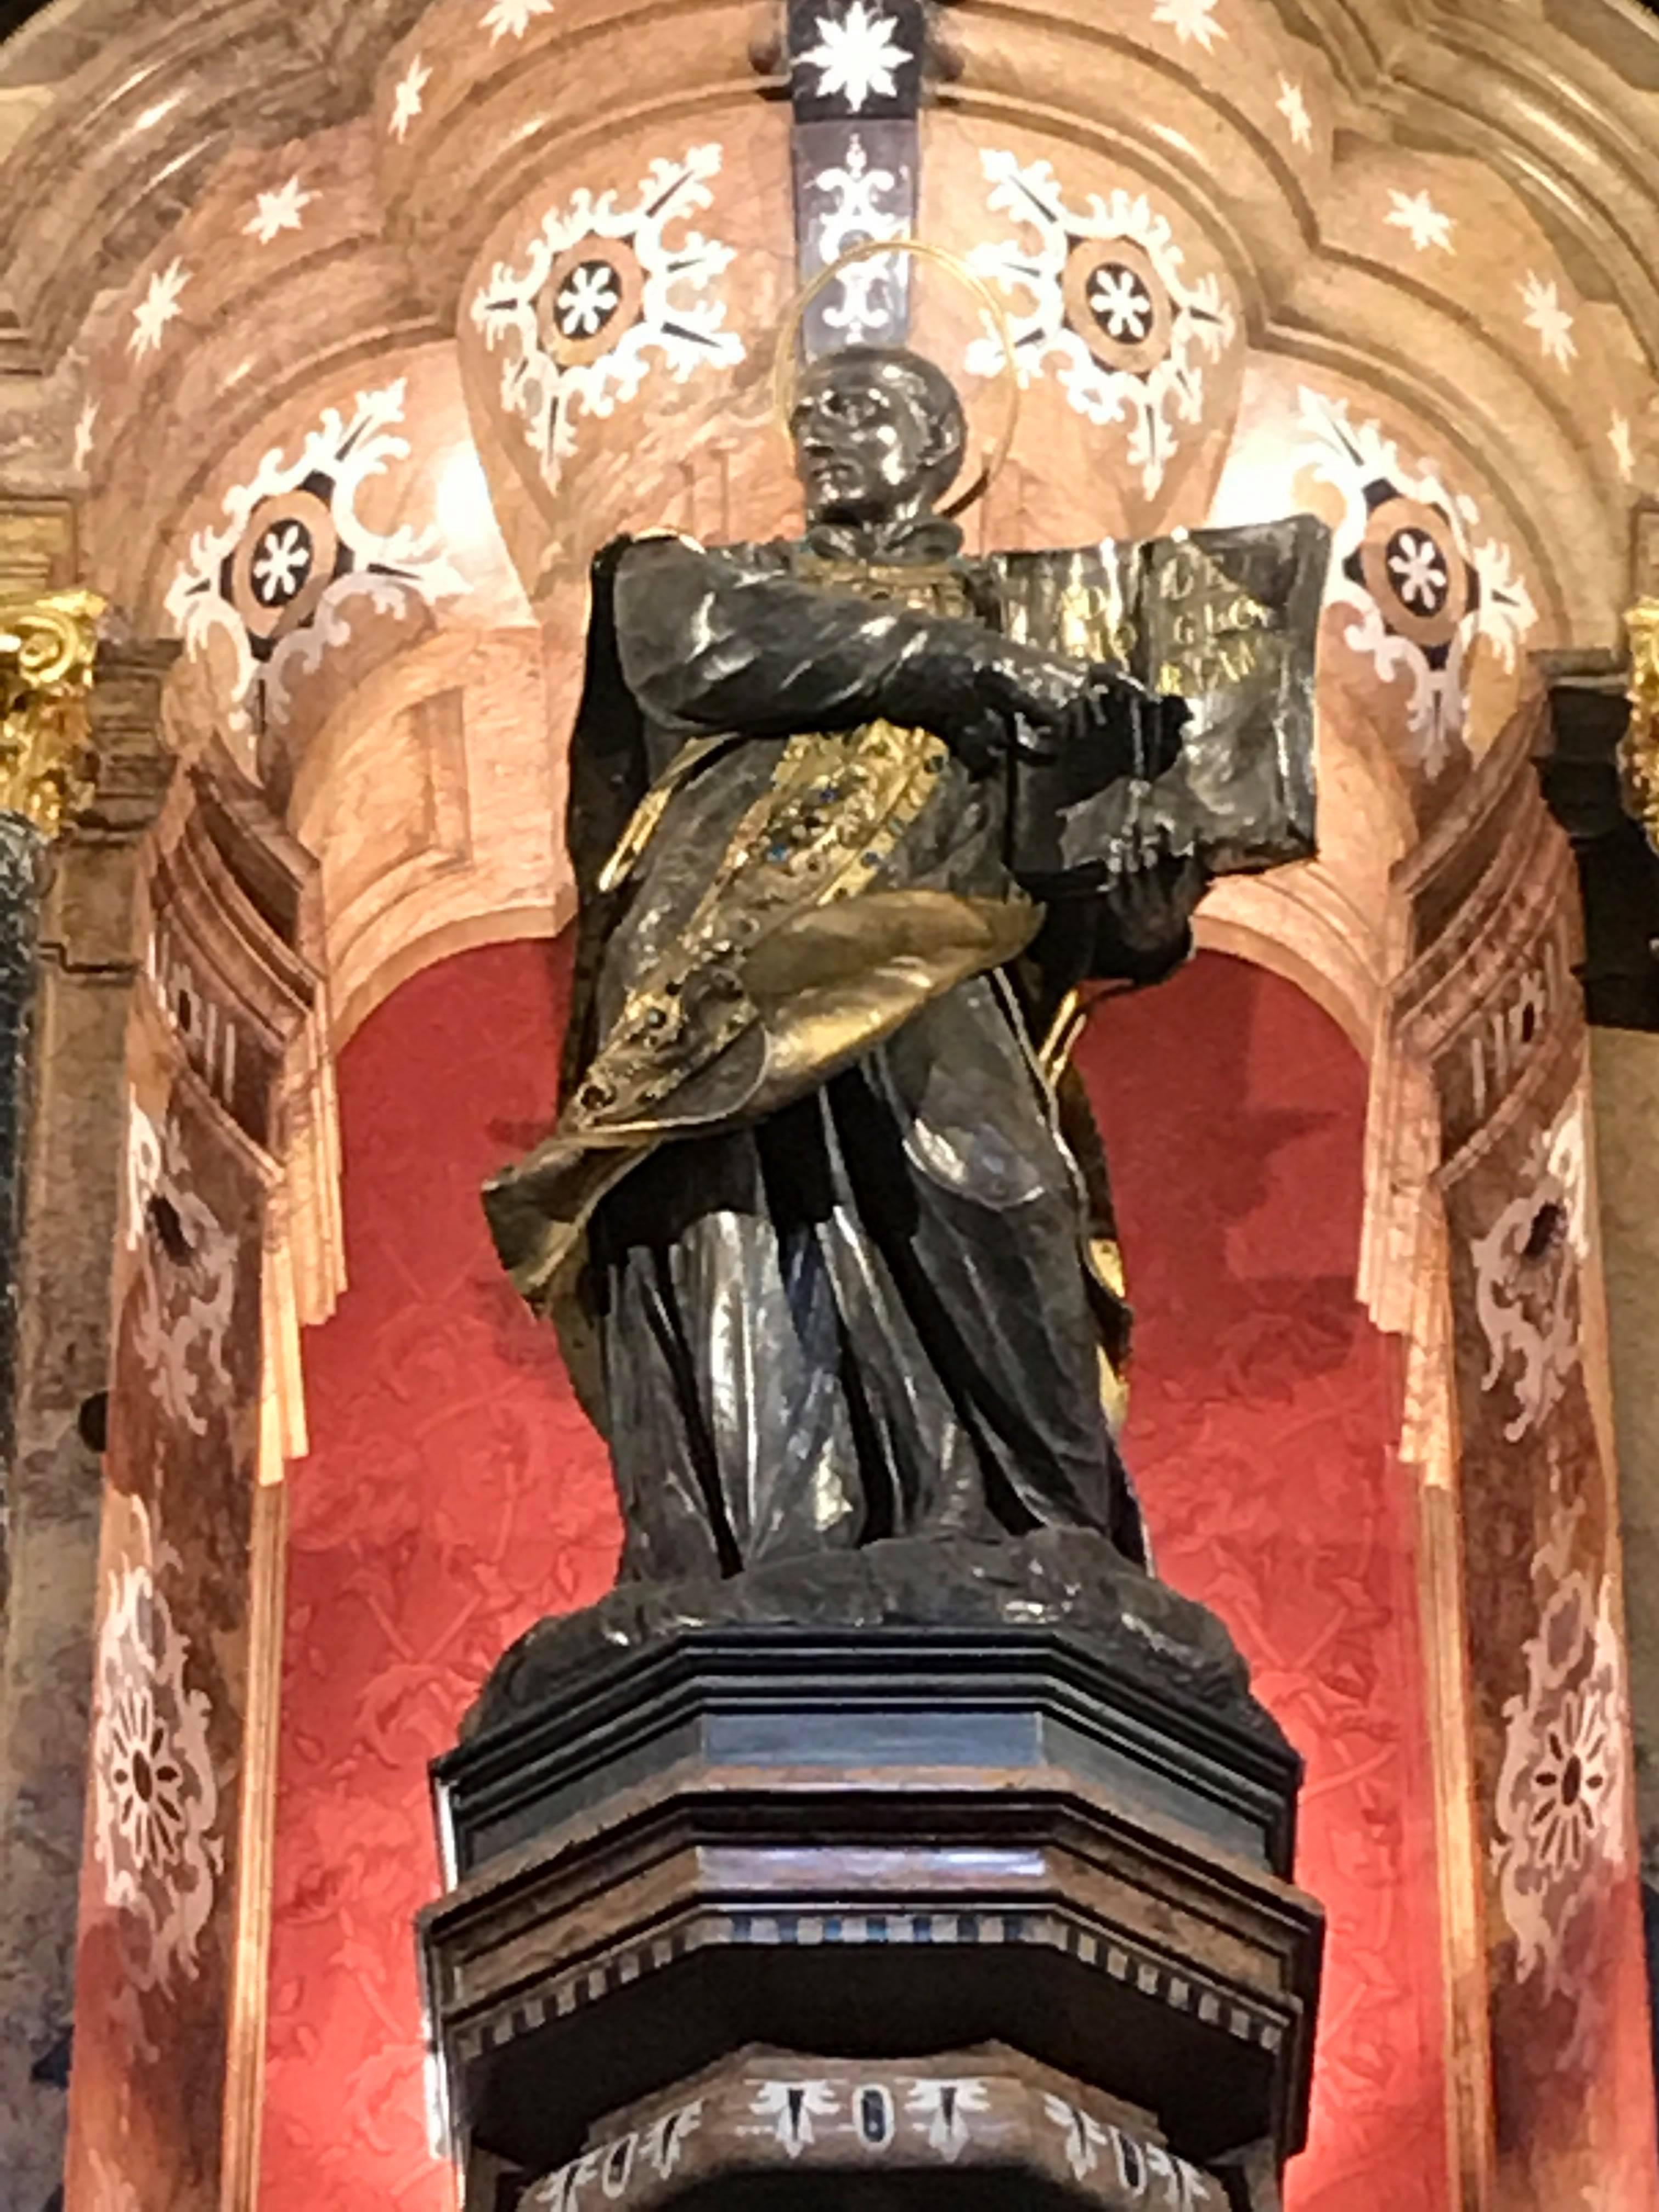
1107 824 1210 953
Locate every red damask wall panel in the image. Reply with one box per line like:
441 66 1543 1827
259 941 619 2210
261 939 1446 2211
1082 955 1448 2212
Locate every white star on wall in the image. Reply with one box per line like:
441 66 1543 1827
129 261 189 358
245 175 315 246
1276 78 1312 150
390 54 431 141
1151 0 1225 52
482 0 554 40
1520 272 1576 368
73 399 98 472
1385 187 1454 254
801 1 911 111
1610 413 1635 482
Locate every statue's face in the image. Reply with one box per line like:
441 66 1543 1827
791 352 960 526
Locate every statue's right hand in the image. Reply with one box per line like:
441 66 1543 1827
946 703 1015 776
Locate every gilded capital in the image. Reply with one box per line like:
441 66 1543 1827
0 586 104 839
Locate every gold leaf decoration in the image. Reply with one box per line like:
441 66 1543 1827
0 586 104 838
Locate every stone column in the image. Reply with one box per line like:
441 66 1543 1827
1538 603 1659 2100
0 579 174 2212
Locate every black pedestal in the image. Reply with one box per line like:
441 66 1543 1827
419 1535 1323 2211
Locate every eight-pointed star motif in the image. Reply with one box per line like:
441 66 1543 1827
483 0 554 40
129 260 189 358
1088 268 1153 341
1276 77 1312 150
800 0 912 112
1385 187 1454 255
245 174 315 246
1389 529 1448 611
1151 0 1225 52
390 54 431 140
1521 272 1577 368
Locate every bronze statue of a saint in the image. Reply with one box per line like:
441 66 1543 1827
485 342 1326 1589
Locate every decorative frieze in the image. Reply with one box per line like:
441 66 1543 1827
521 2052 1231 2210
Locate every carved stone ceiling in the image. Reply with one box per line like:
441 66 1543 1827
1 0 1657 1039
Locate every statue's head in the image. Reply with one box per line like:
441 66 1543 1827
790 345 967 529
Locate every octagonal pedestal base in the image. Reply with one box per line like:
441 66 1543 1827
420 1543 1322 2212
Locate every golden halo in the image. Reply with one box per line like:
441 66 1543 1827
772 236 1022 519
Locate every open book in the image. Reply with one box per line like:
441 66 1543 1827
989 513 1331 893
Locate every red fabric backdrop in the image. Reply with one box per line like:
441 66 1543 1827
259 939 1448 2211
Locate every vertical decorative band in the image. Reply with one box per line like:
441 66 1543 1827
787 0 927 357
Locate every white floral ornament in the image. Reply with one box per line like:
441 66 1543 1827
164 379 465 747
1492 1488 1629 2008
246 174 314 245
1521 271 1577 369
1276 78 1312 151
800 0 911 110
483 0 554 40
806 134 906 346
124 1101 238 1436
905 2080 989 2162
1385 187 1454 255
1471 1092 1588 1442
390 53 430 141
91 1555 221 1986
1297 386 1537 769
471 146 744 495
751 2080 839 2157
965 153 1234 498
129 260 189 359
1151 0 1223 50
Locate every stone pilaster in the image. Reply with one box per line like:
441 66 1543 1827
0 583 174 2212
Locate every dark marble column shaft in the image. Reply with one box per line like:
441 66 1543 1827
0 810 42 1606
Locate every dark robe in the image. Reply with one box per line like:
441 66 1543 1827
484 513 1323 1583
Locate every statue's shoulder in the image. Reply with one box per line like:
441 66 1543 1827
605 527 795 584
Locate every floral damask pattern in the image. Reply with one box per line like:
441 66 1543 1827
261 943 620 2212
965 151 1234 495
1081 955 1449 2212
1297 386 1537 768
1471 1092 1588 1442
471 146 745 493
262 946 1444 2212
91 1543 221 1988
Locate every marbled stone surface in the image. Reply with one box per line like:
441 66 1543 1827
0 659 171 2212
0 810 41 1527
